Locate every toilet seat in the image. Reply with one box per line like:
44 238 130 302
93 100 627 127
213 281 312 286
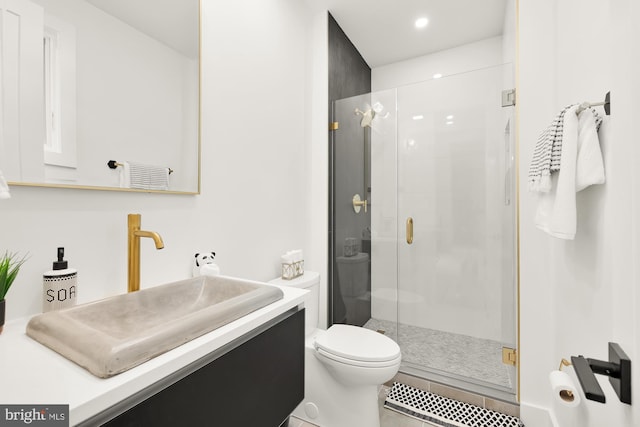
315 347 401 368
314 324 400 365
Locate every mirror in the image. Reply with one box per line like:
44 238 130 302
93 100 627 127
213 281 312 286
1 0 200 193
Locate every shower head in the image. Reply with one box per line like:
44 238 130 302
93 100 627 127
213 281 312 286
355 107 375 128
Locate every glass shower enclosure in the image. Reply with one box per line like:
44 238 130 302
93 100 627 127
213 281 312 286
330 63 517 400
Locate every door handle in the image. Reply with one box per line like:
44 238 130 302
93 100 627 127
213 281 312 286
406 217 413 244
353 194 368 213
504 120 513 206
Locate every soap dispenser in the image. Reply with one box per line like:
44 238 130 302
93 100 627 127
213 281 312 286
43 247 77 312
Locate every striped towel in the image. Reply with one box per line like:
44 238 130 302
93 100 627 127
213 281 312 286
528 105 572 192
120 161 170 191
528 105 603 192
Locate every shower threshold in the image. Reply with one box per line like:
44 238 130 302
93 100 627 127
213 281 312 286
363 318 516 403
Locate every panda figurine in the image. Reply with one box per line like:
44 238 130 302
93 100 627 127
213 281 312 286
193 252 220 277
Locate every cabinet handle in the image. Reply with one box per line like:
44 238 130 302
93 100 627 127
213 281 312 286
406 217 413 244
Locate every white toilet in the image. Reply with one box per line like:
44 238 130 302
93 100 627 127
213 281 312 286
270 271 401 427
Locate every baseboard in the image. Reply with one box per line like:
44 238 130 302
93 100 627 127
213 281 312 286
520 402 555 427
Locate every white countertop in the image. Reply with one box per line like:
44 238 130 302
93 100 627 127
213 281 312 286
0 284 307 426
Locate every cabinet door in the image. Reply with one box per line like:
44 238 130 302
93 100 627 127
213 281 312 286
96 308 305 427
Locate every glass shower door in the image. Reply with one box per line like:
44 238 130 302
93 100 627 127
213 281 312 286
396 64 517 395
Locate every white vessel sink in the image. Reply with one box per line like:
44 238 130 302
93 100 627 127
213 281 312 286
26 275 284 378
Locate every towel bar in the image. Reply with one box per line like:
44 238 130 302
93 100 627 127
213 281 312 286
576 91 610 116
107 160 173 174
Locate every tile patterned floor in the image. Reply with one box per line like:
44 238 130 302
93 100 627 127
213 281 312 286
287 386 432 427
363 318 512 389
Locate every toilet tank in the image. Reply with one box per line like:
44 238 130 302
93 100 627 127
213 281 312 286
269 271 319 336
335 253 369 297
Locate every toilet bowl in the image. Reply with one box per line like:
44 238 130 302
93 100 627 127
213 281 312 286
269 271 401 427
314 324 401 386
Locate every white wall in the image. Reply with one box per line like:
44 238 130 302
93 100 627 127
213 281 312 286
519 0 640 426
0 0 312 322
372 36 504 92
304 9 329 329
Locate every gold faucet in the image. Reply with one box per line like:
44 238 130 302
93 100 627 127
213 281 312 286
128 213 164 292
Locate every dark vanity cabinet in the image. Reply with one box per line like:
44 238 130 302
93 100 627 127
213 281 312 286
83 308 305 427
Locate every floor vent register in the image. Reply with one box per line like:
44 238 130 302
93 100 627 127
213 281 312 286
384 382 524 427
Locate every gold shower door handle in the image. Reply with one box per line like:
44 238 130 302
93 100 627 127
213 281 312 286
352 194 368 213
406 217 413 244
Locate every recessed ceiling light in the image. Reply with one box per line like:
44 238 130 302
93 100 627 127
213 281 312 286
446 121 454 125
433 73 443 79
446 115 454 120
412 115 424 121
415 17 429 29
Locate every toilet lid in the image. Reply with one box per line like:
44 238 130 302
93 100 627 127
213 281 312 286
314 324 400 363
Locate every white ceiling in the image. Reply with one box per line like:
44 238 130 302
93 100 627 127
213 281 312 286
83 1 506 67
307 0 508 68
86 0 198 59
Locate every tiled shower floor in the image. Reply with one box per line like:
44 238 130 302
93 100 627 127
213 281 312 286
363 318 513 390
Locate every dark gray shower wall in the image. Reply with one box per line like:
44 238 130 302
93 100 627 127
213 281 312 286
328 14 371 102
328 13 372 327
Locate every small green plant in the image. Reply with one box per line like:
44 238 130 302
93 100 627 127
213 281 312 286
0 251 28 300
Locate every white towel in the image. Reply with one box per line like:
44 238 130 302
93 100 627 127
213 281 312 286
119 162 131 189
0 169 11 199
534 106 605 239
575 109 605 191
119 161 169 191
